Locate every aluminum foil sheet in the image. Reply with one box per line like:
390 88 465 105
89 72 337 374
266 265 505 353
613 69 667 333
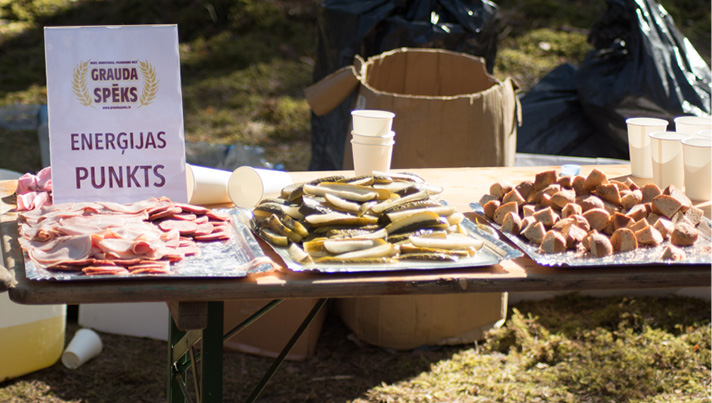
25 208 273 281
470 203 712 267
261 216 523 273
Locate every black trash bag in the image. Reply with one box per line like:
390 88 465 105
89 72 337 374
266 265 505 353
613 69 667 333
516 63 619 159
575 0 712 159
309 0 500 171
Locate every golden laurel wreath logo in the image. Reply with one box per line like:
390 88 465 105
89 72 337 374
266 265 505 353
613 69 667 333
71 59 159 108
72 60 94 107
138 60 158 107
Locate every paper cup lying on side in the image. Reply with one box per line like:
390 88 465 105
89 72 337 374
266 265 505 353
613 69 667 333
228 166 293 208
186 164 232 205
62 328 103 369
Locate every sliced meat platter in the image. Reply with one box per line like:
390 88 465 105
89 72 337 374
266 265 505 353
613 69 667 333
17 197 232 276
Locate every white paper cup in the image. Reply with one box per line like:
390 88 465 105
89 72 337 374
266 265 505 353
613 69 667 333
351 110 395 136
62 328 103 369
626 117 669 178
228 166 293 208
649 131 688 190
351 139 394 176
186 164 232 205
352 130 395 145
697 129 711 138
681 137 712 201
674 116 712 137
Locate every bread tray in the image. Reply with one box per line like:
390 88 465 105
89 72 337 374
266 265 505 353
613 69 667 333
470 202 712 267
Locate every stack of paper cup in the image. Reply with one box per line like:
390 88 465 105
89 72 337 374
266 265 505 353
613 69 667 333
674 116 712 137
350 110 396 176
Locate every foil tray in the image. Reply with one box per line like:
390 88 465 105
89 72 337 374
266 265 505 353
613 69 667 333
259 216 523 274
470 203 712 267
24 208 273 281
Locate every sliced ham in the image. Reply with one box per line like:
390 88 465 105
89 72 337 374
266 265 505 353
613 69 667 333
28 234 93 267
159 219 198 235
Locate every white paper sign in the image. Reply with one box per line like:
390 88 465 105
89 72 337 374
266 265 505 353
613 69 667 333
44 25 188 204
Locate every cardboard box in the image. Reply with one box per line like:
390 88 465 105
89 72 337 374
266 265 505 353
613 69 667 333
223 299 326 361
306 47 521 169
336 293 507 350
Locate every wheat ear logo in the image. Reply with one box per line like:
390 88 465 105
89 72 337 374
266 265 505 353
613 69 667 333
72 60 94 107
138 60 158 108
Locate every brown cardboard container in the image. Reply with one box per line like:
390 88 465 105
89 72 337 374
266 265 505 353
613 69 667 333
306 47 517 350
223 299 326 361
336 293 508 350
305 47 521 169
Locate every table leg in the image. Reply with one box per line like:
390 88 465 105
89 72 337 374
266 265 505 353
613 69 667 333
167 302 224 403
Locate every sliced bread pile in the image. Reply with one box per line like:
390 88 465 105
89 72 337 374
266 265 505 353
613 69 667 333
480 168 705 260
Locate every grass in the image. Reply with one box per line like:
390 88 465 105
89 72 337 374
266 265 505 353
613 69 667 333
0 0 709 173
0 294 708 402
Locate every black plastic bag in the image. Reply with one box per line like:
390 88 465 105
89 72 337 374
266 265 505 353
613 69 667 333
309 0 500 171
575 0 712 158
517 64 620 159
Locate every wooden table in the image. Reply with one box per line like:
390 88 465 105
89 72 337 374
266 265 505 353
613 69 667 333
1 165 710 402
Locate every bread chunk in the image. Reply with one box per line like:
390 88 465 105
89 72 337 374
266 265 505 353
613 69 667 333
533 207 560 228
515 180 536 203
653 217 674 240
579 195 605 212
489 181 513 200
540 230 566 254
482 199 500 220
493 201 518 225
651 195 682 219
596 183 622 206
640 183 661 204
661 245 686 261
534 170 557 192
550 189 576 210
561 203 582 219
523 221 546 245
583 168 608 193
589 232 613 257
583 208 610 232
671 222 698 246
501 211 522 234
610 228 638 253
635 224 663 246
502 188 527 207
621 189 643 210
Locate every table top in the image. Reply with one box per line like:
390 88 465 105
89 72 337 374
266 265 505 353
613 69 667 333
2 165 710 306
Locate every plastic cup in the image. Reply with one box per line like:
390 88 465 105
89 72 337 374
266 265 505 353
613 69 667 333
649 131 688 190
674 116 712 137
228 166 293 208
681 137 712 201
186 164 232 205
352 130 395 145
625 117 669 178
351 139 394 176
61 328 103 369
351 110 395 136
